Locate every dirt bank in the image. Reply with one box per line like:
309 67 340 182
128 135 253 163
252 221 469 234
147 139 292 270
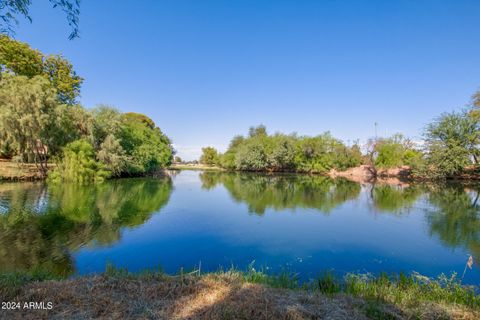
329 165 412 186
0 160 50 180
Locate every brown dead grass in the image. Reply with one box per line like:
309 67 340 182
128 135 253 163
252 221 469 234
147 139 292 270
1 273 478 320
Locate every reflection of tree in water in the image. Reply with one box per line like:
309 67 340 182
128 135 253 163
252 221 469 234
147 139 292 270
370 184 423 214
0 177 172 276
426 184 480 261
199 172 361 215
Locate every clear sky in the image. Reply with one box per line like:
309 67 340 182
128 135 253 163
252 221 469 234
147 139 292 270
14 0 480 160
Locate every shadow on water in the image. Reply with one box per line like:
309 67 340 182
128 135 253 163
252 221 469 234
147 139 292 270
0 176 173 277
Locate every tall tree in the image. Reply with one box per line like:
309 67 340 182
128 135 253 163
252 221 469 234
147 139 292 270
200 147 220 166
0 74 68 175
0 0 80 39
0 35 83 104
423 110 479 177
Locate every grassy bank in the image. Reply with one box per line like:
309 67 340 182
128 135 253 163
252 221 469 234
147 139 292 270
1 267 479 320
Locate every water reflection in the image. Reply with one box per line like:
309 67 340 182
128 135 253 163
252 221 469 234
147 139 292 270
0 171 479 281
426 184 480 264
200 172 480 268
0 177 172 276
199 172 361 214
369 184 423 214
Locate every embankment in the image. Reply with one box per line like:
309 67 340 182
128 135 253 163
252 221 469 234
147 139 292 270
0 160 50 180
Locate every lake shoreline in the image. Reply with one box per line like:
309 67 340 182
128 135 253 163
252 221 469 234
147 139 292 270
169 163 480 185
1 269 478 319
2 160 480 183
3 159 478 185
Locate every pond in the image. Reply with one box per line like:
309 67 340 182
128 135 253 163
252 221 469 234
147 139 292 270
0 170 479 284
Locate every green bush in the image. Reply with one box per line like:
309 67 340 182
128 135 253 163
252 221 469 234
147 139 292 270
49 139 110 183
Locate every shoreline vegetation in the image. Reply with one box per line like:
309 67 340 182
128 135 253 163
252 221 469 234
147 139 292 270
1 37 480 183
196 112 480 182
1 37 480 182
1 266 479 319
0 36 173 183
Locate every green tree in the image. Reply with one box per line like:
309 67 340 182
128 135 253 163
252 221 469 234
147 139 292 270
174 156 182 163
43 54 82 104
373 134 418 169
469 90 480 122
0 35 42 77
0 0 80 39
215 128 363 173
0 74 71 174
119 113 173 174
422 111 479 178
97 134 128 177
0 36 83 104
200 146 220 166
90 105 123 148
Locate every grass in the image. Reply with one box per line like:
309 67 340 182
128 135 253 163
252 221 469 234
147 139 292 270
0 269 60 298
1 265 479 319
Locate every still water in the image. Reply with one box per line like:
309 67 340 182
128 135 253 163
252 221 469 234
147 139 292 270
0 170 479 284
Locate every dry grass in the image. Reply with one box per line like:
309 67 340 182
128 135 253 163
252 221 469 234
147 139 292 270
1 272 478 320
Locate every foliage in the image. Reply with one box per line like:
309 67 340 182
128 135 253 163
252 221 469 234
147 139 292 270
470 90 480 120
200 146 220 166
0 38 172 180
0 35 83 104
420 111 479 178
97 134 128 177
90 105 122 148
214 127 362 173
0 0 80 39
0 74 75 174
49 139 110 182
174 156 182 163
294 133 362 172
370 134 422 169
119 113 173 174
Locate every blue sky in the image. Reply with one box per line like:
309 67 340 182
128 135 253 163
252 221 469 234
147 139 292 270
14 0 480 160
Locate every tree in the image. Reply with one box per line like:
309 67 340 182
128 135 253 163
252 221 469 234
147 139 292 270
423 111 479 178
119 113 173 174
200 147 220 166
91 105 122 148
248 125 267 138
43 54 82 104
0 74 69 174
0 0 81 39
0 35 42 77
0 35 83 104
470 90 480 120
174 156 182 163
97 134 128 177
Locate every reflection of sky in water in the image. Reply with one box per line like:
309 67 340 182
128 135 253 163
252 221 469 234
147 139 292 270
72 171 480 284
